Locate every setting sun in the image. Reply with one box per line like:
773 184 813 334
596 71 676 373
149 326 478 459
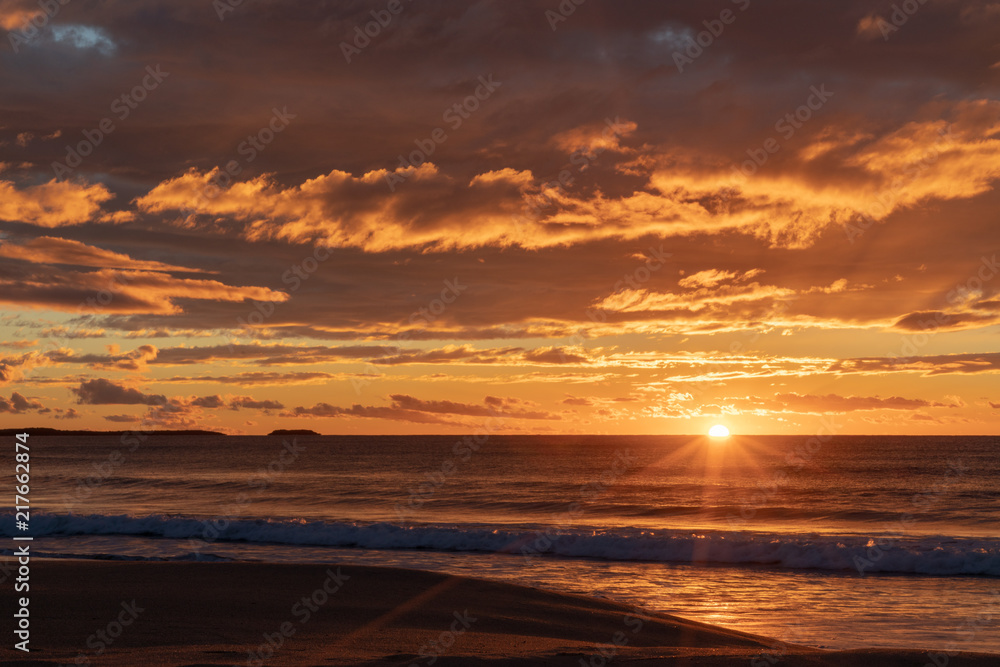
708 425 731 438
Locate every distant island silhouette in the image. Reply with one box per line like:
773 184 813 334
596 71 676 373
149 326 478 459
0 428 324 437
0 428 226 436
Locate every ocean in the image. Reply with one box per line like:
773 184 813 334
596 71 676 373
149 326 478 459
4 434 999 653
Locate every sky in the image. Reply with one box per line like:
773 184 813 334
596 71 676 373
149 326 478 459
1 0 999 435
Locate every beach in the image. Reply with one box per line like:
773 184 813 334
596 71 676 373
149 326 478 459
4 559 998 666
3 0 1000 662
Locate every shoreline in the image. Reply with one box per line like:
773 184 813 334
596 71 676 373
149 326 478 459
3 559 998 666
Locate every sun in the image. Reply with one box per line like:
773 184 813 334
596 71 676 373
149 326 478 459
708 424 730 438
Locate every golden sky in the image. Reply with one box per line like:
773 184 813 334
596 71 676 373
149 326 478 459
1 0 1000 434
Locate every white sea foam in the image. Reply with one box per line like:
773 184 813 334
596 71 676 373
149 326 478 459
4 511 998 576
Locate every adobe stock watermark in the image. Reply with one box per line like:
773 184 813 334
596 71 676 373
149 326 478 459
61 417 158 512
843 124 952 244
732 84 833 180
384 74 502 191
727 417 842 529
924 591 1000 667
187 438 305 554
509 116 634 235
884 253 998 366
749 624 807 667
184 106 296 213
30 261 141 360
63 600 144 667
672 0 751 73
727 297 796 355
854 458 968 576
240 568 350 667
33 269 134 387
214 0 245 21
521 449 638 561
544 0 586 31
353 276 468 395
52 65 170 178
340 0 414 63
6 0 71 54
409 610 478 666
867 0 931 41
577 608 650 667
559 245 672 363
402 278 468 333
393 410 505 523
227 241 331 352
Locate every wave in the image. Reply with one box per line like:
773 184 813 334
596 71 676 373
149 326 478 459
3 512 998 577
0 548 232 562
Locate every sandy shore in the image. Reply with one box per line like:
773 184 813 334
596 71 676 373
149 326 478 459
2 560 997 666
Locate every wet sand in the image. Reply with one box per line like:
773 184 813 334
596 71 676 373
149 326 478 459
2 560 997 666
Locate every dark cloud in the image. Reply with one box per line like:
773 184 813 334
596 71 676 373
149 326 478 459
190 394 225 408
892 310 999 332
0 391 43 413
286 393 559 423
72 378 167 405
286 402 457 425
562 396 592 406
104 413 141 423
390 394 557 419
159 371 336 386
229 396 284 411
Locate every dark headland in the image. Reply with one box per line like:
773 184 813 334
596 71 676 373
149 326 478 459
0 428 225 436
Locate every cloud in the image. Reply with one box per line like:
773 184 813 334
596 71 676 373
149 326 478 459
0 6 37 31
892 310 999 332
72 378 167 405
189 395 224 408
285 393 559 423
39 327 106 339
104 413 141 423
158 371 336 386
562 396 592 406
390 394 558 419
0 179 114 227
53 407 80 420
0 352 48 384
0 340 37 349
286 402 458 425
82 342 590 368
830 353 1000 376
0 269 289 315
142 401 200 429
0 236 210 273
678 269 762 289
749 392 957 414
47 344 158 371
0 391 44 414
229 396 284 411
123 96 1000 254
2 0 1000 434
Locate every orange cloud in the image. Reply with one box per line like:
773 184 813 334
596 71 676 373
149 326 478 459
0 237 212 272
830 353 1000 376
126 101 1000 254
284 394 559 423
0 179 115 227
0 269 289 314
743 392 957 414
